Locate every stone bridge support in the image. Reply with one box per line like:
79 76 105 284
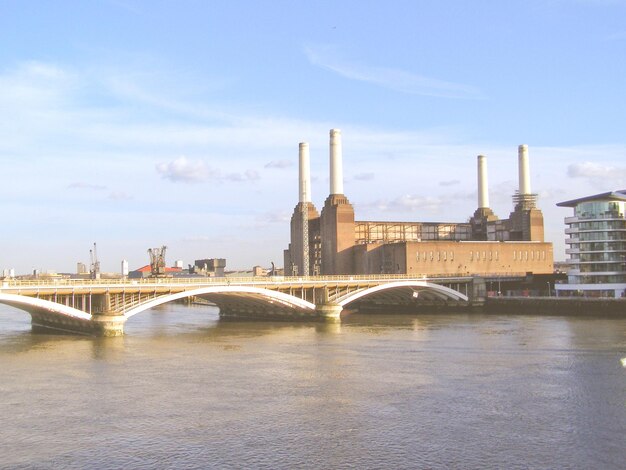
313 287 343 320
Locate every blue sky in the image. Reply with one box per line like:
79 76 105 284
1 0 625 274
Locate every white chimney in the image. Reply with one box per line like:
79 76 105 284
518 144 531 195
477 155 489 209
329 129 344 195
299 142 311 203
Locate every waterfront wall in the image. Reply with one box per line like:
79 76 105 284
484 297 626 316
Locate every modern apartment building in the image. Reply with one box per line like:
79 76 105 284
556 190 626 297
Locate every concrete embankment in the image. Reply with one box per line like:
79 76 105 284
484 297 626 316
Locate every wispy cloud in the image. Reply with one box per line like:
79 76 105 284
109 191 133 200
361 195 444 214
223 170 260 182
265 160 292 169
439 179 461 187
255 211 290 224
181 235 211 242
354 172 375 181
305 45 484 99
567 161 626 188
67 182 107 190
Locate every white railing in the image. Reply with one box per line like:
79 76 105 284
0 272 492 290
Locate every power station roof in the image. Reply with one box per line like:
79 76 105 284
557 190 626 207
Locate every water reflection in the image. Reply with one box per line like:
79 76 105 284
1 303 625 469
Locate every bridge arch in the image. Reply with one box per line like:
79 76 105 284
0 293 93 320
336 280 469 307
124 285 316 318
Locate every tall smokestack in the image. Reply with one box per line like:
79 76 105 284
477 155 489 209
299 142 311 203
329 129 344 195
518 144 531 195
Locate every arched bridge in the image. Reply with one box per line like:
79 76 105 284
0 275 477 336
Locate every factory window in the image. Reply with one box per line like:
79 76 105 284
416 252 419 262
513 251 516 260
475 251 479 261
536 251 540 260
450 251 454 261
482 251 486 260
443 251 447 261
542 251 545 260
489 251 492 261
525 251 528 260
470 252 473 261
531 251 534 260
437 251 440 261
495 251 499 261
519 251 522 261
430 251 433 260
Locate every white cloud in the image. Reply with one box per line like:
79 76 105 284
265 160 292 169
361 195 444 214
567 161 626 188
155 156 217 183
305 45 484 99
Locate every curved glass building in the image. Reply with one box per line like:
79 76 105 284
556 190 626 297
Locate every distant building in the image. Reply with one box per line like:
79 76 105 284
253 266 268 276
77 262 88 274
191 258 226 277
556 190 626 298
121 259 129 277
284 130 553 277
129 265 183 278
2 268 15 278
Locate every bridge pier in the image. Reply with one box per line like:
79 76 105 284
27 310 127 336
315 303 343 321
90 314 127 337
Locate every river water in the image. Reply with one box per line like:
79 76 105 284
0 303 625 469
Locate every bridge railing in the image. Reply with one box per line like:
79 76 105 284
1 272 528 289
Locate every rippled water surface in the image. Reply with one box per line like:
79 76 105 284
1 304 625 469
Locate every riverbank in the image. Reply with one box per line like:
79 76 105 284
484 296 626 316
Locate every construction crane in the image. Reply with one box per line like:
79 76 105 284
89 242 101 280
148 246 168 277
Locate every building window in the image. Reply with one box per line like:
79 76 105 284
450 251 454 261
495 251 499 261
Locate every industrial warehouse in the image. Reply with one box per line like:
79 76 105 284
284 129 554 277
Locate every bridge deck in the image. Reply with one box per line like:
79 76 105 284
0 274 493 335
